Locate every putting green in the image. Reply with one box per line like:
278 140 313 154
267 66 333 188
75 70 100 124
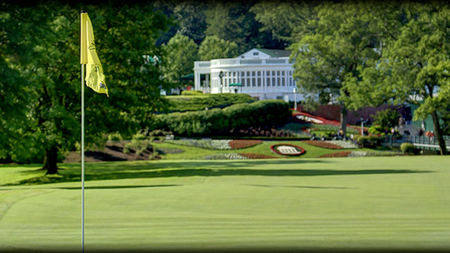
0 156 449 251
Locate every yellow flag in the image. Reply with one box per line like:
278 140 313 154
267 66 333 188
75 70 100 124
80 12 108 96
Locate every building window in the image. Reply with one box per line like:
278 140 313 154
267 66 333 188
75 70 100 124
277 71 280 76
282 77 285 86
267 77 270 86
257 78 261 87
272 71 275 76
266 70 270 76
277 77 280 86
247 77 250 87
272 77 276 86
253 52 259 56
281 71 285 76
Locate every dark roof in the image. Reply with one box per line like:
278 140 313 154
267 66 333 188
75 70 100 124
255 48 291 57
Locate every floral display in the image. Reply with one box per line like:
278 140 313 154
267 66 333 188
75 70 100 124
166 139 263 150
229 140 263 149
320 151 352 158
303 140 344 149
204 153 248 160
270 144 305 156
239 153 278 159
166 139 232 150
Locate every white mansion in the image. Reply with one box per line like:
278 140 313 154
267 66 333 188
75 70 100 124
193 48 303 101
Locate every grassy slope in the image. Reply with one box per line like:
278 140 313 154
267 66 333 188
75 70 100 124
0 156 449 251
152 141 361 160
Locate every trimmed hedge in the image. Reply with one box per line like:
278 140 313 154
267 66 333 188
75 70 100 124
150 100 290 137
166 93 255 112
356 135 384 148
400 143 419 155
180 90 203 96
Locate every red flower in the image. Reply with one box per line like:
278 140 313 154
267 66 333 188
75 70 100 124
229 140 263 149
302 140 343 149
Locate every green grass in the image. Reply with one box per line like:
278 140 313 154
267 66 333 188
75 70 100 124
152 140 363 160
0 156 449 251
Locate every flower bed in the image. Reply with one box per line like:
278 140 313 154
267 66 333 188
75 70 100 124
239 153 278 159
320 150 403 158
204 153 248 160
166 139 232 150
303 140 343 149
320 151 352 158
167 139 263 150
270 144 306 156
325 140 358 149
229 140 262 149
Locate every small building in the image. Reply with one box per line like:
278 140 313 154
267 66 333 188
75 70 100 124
193 48 303 101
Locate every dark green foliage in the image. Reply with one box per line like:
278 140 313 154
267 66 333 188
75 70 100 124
356 136 384 148
0 3 172 171
167 93 255 112
401 143 419 155
368 125 386 136
152 100 290 137
373 109 400 132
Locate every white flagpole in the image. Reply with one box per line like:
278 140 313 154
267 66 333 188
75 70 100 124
80 11 86 252
81 62 85 251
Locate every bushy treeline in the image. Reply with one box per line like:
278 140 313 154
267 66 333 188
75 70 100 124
166 93 255 112
151 100 290 137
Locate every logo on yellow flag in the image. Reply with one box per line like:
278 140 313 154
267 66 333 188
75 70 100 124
80 12 108 96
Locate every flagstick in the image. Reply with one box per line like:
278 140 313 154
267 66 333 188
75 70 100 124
81 63 85 251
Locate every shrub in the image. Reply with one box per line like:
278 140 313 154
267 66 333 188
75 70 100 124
368 125 385 136
400 143 419 155
181 90 204 96
356 135 384 148
107 132 123 141
167 93 255 112
124 130 154 156
152 100 290 137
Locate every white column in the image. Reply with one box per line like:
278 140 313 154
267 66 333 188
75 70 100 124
194 71 200 91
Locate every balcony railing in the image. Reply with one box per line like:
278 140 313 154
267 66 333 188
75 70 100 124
195 58 290 68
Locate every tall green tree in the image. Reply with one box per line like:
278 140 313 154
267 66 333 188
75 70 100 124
1 2 172 173
172 1 207 44
198 35 238 61
161 32 198 84
250 1 318 47
290 2 402 137
204 1 264 51
347 3 448 154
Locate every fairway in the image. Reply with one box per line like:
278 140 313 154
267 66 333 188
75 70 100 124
0 156 449 251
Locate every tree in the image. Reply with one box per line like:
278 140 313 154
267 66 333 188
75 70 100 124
250 1 318 47
204 1 265 52
356 3 448 155
290 2 401 137
1 2 172 173
161 32 198 84
198 35 238 61
172 1 207 44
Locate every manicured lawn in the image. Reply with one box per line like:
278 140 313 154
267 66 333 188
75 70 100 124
0 156 449 251
152 140 378 160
